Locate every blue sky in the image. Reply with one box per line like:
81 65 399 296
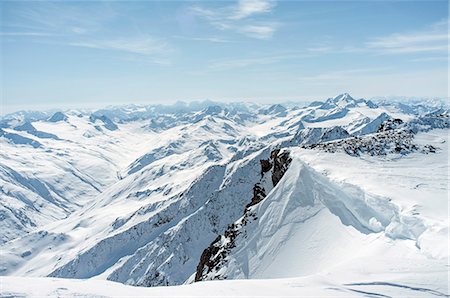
1 0 448 112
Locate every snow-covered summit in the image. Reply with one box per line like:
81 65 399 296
48 112 68 122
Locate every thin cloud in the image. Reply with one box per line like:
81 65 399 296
306 46 333 54
14 2 117 34
231 0 275 20
69 37 169 56
239 24 277 39
297 67 392 84
191 0 279 40
209 52 313 71
173 35 233 43
0 32 57 37
410 56 448 62
365 20 449 54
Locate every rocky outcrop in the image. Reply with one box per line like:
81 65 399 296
301 116 445 157
260 159 272 175
246 183 266 209
271 149 292 187
377 118 403 132
195 236 223 282
302 128 438 156
195 149 292 282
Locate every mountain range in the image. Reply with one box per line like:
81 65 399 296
0 93 448 297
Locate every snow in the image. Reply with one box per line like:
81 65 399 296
296 129 449 228
1 263 447 298
0 95 448 297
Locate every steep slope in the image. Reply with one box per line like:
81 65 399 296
0 112 191 243
0 146 276 286
196 129 448 292
0 106 262 244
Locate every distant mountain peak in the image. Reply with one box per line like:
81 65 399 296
333 93 354 102
13 121 37 132
48 112 68 122
203 105 223 115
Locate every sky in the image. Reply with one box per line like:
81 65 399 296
0 0 448 113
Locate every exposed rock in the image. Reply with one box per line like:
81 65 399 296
377 118 403 132
195 236 222 282
301 128 438 156
260 159 272 175
195 150 292 282
246 183 266 209
271 149 292 187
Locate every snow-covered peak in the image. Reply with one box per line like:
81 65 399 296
259 104 288 116
13 121 37 132
203 105 223 115
333 92 354 102
48 112 68 122
318 93 377 110
89 114 118 131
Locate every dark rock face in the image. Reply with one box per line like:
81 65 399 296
377 118 404 132
195 236 222 282
246 183 266 209
260 159 272 175
301 129 439 156
195 149 292 282
271 149 292 187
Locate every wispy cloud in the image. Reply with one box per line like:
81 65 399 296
191 0 279 40
209 52 313 71
297 67 392 85
239 24 277 39
365 20 449 54
0 32 57 37
231 0 275 20
69 37 170 58
410 56 448 62
3 3 172 64
10 2 117 35
173 35 233 43
306 46 334 54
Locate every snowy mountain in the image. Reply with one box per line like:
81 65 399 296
0 94 448 297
